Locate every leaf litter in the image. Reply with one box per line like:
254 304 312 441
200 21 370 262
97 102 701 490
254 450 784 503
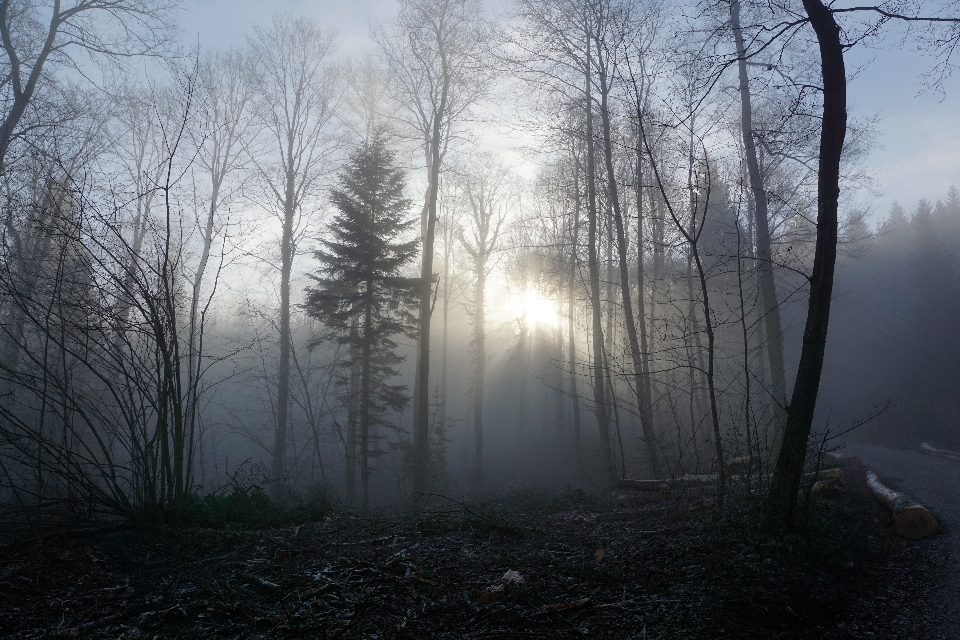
0 482 947 638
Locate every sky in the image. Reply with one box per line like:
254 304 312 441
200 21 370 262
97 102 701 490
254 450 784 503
845 32 960 218
179 0 960 223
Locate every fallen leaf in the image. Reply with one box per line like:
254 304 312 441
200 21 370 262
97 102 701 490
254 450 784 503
594 548 605 563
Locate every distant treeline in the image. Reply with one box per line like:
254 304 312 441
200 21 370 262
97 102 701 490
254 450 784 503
821 186 960 447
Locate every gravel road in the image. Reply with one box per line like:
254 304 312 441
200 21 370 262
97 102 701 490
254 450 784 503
837 441 960 638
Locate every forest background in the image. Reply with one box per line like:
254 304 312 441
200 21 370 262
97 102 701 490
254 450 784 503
1 0 959 534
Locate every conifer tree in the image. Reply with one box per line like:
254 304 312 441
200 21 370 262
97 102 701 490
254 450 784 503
305 134 419 505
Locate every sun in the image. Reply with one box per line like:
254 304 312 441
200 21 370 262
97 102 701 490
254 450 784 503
509 289 560 328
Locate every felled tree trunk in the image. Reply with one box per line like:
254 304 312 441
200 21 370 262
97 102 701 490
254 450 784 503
865 471 939 539
920 442 960 462
619 468 842 492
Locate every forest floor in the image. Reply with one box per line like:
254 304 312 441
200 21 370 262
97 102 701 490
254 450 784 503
0 460 951 639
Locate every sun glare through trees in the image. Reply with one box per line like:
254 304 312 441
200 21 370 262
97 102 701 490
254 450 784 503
508 288 561 329
1 0 960 634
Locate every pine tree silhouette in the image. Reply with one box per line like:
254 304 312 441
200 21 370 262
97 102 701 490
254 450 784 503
305 133 419 506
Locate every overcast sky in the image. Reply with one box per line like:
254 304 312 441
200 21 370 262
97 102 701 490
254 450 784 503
179 0 960 222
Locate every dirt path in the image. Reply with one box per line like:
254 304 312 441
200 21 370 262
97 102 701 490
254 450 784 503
838 441 960 638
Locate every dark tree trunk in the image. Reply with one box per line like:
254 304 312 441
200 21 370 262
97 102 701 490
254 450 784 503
345 316 359 503
596 59 660 478
412 65 449 496
360 283 373 507
584 32 615 483
635 128 658 478
472 259 486 487
764 0 846 532
270 167 295 503
730 0 788 416
440 214 452 437
569 162 584 475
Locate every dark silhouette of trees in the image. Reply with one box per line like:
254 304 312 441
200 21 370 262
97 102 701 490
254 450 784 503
377 0 490 495
765 0 846 532
305 134 418 506
246 15 339 502
456 156 508 488
728 0 787 419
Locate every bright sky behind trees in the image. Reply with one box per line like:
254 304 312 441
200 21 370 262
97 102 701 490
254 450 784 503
180 0 960 221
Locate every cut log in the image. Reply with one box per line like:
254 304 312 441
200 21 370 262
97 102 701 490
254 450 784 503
619 468 842 492
236 571 280 592
920 442 960 462
825 452 865 469
810 467 844 493
811 467 842 482
865 471 939 539
618 475 718 492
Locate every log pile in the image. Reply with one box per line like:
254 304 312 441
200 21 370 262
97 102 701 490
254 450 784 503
865 471 939 539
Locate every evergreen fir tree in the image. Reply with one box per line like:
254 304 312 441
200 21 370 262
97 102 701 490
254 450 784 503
945 185 960 215
883 201 908 235
911 198 950 285
936 185 960 251
305 133 419 506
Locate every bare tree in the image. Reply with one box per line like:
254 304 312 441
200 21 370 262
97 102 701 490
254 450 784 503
342 54 397 144
0 0 176 173
509 0 622 482
760 0 960 531
246 15 339 502
376 0 490 494
456 155 508 488
728 0 787 419
587 0 663 478
0 76 227 527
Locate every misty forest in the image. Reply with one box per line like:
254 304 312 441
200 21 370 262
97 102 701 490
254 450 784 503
2 0 960 637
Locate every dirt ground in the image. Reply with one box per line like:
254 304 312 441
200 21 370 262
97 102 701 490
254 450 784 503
0 466 947 639
829 441 960 639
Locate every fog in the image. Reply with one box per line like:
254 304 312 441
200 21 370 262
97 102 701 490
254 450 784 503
1 0 959 533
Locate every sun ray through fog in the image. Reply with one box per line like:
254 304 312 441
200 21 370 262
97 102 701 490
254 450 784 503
508 288 560 329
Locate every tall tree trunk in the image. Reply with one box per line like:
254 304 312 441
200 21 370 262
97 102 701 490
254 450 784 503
596 62 660 478
584 32 615 483
568 166 584 475
185 173 220 501
691 232 726 505
412 59 450 496
604 200 614 408
440 210 452 436
345 316 359 503
735 217 756 478
647 185 662 426
360 284 373 507
730 0 788 417
472 258 486 487
685 125 709 431
635 131 658 478
270 166 295 503
517 317 528 445
765 0 845 532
